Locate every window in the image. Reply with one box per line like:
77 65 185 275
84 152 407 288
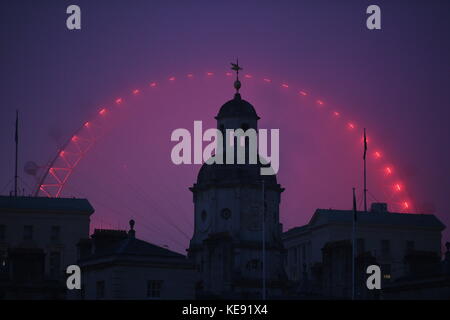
201 210 207 222
23 225 33 240
292 247 298 266
50 226 60 242
246 259 262 271
302 245 306 261
147 280 163 298
96 281 105 299
381 240 390 256
0 225 5 241
0 251 7 271
381 264 391 281
357 238 365 255
49 252 61 278
406 241 415 253
288 248 295 265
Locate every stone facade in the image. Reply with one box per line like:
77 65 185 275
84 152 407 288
0 196 93 299
78 224 196 300
283 203 445 298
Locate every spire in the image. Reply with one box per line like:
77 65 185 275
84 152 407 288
230 59 243 94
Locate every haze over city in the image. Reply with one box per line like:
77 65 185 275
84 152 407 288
1 0 449 254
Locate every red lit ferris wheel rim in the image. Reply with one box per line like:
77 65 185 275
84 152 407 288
35 71 413 212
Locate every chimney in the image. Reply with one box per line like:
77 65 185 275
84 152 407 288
91 229 127 253
370 202 388 213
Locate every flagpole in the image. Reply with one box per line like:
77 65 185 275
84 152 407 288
14 110 19 197
352 187 357 300
262 179 266 300
363 128 367 212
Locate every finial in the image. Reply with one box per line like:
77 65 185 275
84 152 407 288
128 219 135 238
230 59 243 93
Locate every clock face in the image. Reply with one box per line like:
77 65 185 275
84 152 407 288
199 209 210 233
221 208 231 220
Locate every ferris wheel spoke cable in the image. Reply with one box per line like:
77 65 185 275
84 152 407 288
77 159 191 241
105 165 191 240
122 168 194 231
98 158 193 234
35 70 414 216
0 178 14 195
138 168 194 229
65 183 164 237
66 181 188 249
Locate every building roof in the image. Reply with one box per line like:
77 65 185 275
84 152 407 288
310 209 445 230
215 93 259 120
0 195 94 215
283 224 309 237
79 229 191 267
284 205 446 238
92 237 186 259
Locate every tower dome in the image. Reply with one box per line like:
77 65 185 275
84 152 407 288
215 93 260 120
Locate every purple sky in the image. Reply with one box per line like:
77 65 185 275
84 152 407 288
1 0 449 253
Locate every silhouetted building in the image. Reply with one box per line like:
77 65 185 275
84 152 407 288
282 203 445 299
0 196 94 299
188 81 287 298
382 242 450 299
312 240 379 299
77 220 196 300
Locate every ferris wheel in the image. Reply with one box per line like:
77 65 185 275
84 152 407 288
24 70 413 214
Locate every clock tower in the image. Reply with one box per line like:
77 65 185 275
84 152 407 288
188 62 287 298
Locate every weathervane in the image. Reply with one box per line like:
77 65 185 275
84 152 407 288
231 59 243 93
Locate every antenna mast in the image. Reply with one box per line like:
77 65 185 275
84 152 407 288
14 110 19 197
